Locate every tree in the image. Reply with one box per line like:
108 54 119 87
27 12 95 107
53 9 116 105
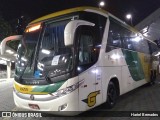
16 15 31 34
0 16 12 41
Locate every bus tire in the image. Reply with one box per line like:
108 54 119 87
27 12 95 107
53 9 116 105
105 81 117 109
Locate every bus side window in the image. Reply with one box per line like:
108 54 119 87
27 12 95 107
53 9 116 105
107 17 135 51
131 34 150 54
148 41 159 54
107 19 122 48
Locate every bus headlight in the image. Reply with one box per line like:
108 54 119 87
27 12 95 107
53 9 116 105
51 80 84 99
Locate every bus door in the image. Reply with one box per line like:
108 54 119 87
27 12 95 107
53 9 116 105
76 26 97 111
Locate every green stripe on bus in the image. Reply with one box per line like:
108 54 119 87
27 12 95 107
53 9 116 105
122 49 145 81
32 80 66 93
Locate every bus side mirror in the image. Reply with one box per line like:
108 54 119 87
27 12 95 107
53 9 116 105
0 35 22 55
64 20 95 46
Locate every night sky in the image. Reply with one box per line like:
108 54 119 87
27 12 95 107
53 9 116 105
0 0 160 69
0 0 160 26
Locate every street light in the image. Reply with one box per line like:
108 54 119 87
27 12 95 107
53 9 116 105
126 14 133 26
99 1 105 9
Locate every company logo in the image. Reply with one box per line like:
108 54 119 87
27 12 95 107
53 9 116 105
82 90 100 107
2 112 11 117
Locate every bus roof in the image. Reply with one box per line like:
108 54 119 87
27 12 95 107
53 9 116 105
29 6 156 45
29 6 107 25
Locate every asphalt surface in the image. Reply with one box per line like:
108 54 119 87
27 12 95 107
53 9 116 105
1 77 160 120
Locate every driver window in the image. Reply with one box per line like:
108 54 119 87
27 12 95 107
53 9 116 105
79 31 94 65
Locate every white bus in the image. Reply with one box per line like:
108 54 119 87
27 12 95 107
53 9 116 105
13 7 158 115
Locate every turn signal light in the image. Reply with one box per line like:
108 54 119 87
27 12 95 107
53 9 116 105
26 24 41 32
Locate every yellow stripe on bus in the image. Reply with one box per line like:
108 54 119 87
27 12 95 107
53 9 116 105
14 81 48 95
29 6 107 25
138 53 151 82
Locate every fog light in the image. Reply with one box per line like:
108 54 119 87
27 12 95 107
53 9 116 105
58 103 67 111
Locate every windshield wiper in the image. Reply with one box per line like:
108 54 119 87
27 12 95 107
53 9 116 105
18 60 29 81
29 52 34 68
18 53 34 81
44 73 52 83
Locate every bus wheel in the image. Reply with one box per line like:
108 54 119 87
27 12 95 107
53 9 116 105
105 81 117 109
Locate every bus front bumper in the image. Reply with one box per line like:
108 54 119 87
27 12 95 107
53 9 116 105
13 90 79 115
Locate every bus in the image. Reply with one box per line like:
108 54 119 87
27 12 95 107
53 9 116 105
13 6 159 115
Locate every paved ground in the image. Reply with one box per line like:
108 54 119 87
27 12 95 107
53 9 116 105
0 77 160 120
0 78 15 111
0 71 15 78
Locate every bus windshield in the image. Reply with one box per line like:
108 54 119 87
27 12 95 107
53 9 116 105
16 24 41 78
37 20 73 79
15 20 73 81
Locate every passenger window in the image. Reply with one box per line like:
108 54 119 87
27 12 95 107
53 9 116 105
107 17 133 50
107 17 150 54
107 20 122 48
141 39 150 54
122 31 135 51
131 34 150 54
148 41 159 54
